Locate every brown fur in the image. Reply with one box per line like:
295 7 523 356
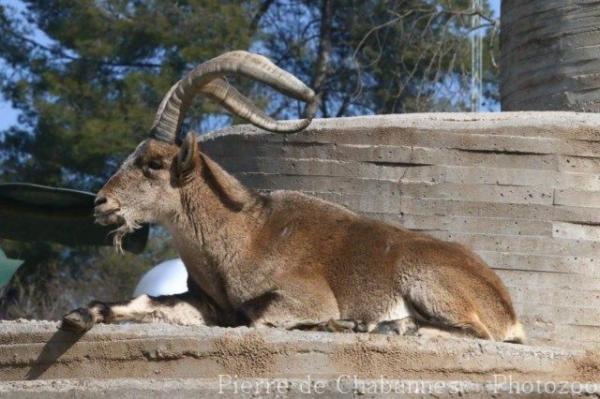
68 132 524 343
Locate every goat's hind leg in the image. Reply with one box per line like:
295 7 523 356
60 292 207 333
403 291 495 340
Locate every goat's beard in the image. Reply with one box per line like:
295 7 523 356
110 214 142 254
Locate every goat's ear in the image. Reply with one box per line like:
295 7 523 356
176 132 199 179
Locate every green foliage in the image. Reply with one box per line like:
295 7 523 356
0 0 256 189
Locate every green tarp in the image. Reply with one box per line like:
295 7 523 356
0 248 23 287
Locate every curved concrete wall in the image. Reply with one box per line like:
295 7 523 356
202 112 600 349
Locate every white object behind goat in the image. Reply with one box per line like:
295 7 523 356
133 258 188 297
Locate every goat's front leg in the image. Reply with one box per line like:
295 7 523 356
60 292 209 333
290 318 369 333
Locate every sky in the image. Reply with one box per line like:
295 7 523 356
489 0 500 17
0 0 502 132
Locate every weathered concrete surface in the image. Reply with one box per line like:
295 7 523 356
0 321 598 396
3 378 600 398
202 112 600 349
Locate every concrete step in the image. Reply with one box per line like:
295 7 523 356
0 321 598 397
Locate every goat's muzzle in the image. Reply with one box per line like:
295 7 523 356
93 195 124 226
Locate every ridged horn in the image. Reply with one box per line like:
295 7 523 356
200 78 316 133
151 51 316 142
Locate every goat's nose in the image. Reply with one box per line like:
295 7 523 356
94 196 107 206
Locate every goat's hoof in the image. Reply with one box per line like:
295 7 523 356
325 319 356 333
60 308 94 333
372 318 419 336
354 321 369 333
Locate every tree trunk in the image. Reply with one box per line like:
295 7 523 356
312 0 334 117
500 0 600 111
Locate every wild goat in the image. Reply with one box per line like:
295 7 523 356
62 51 525 343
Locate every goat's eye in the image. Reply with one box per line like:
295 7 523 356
148 159 163 170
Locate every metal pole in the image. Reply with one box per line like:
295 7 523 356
471 0 482 112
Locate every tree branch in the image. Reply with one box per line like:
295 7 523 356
250 0 276 33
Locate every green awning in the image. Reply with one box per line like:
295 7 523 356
0 183 148 253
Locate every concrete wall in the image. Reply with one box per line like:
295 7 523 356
201 112 600 349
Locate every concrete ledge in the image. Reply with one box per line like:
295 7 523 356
3 378 600 398
0 321 598 384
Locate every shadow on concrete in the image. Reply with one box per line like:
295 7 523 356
25 328 84 380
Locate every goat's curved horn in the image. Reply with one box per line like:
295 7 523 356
151 51 316 142
200 78 317 133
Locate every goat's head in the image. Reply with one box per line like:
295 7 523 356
94 51 316 250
